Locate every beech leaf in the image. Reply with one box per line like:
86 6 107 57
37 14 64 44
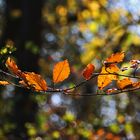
83 64 95 80
21 72 48 91
98 64 119 89
5 57 22 77
53 60 70 83
104 52 125 64
132 82 140 88
117 78 133 89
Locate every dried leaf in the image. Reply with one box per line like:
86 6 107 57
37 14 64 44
21 72 48 91
53 60 70 83
104 52 125 64
117 78 133 89
0 80 10 85
83 64 95 80
5 57 22 77
98 64 119 89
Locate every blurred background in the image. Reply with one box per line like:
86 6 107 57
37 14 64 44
0 0 140 139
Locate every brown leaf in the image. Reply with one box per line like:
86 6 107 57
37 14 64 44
21 72 48 91
117 78 133 89
53 60 70 83
83 64 95 80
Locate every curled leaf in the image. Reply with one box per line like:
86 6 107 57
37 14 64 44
53 60 70 83
5 57 22 77
83 64 95 80
0 80 10 85
21 72 48 91
117 78 133 89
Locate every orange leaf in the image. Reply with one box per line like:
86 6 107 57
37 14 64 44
98 64 119 89
21 72 48 91
0 81 10 85
105 52 125 64
83 64 95 80
53 60 70 83
5 57 22 77
117 78 133 89
132 81 140 88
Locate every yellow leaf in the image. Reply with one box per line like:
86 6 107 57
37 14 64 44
53 60 70 83
117 78 133 89
98 64 119 89
0 81 10 85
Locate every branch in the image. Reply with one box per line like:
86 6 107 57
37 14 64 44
0 68 140 96
0 69 20 79
62 87 140 96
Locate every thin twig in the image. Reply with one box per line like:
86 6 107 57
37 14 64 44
0 69 19 79
62 87 140 96
1 68 140 96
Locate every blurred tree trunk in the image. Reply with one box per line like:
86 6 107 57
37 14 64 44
0 0 42 138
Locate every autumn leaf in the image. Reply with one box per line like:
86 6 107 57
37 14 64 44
53 60 70 83
132 81 140 88
104 52 125 64
5 57 22 77
98 64 119 89
83 63 95 80
20 72 48 91
105 64 120 72
0 80 10 85
117 78 133 89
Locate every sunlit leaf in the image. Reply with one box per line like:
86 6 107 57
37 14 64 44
83 63 95 80
53 60 70 83
5 57 22 77
0 80 10 85
104 52 125 64
21 72 48 91
132 81 140 88
117 78 133 89
98 64 119 89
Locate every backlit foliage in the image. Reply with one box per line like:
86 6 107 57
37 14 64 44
1 52 140 95
53 59 70 83
1 0 140 139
